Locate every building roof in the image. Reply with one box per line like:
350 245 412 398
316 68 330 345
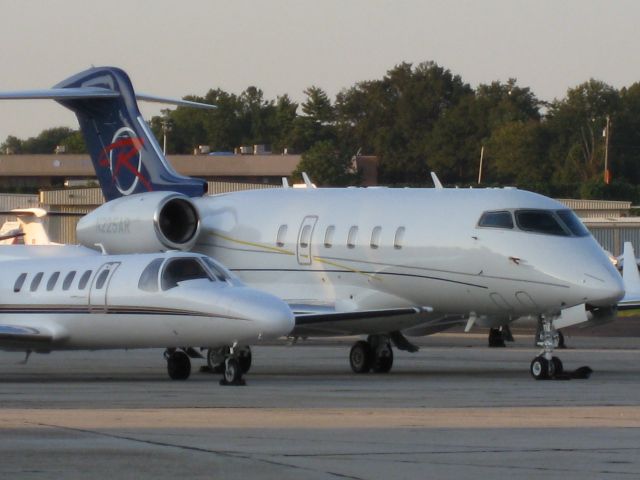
0 154 301 177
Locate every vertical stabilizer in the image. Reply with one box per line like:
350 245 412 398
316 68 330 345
619 242 640 309
53 67 208 200
623 242 640 289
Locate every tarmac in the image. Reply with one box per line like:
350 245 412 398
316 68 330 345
0 331 639 480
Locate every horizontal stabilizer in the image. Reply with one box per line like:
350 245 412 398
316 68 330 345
0 88 215 110
136 93 216 109
0 87 119 100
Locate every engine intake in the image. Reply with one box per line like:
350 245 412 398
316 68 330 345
77 192 201 254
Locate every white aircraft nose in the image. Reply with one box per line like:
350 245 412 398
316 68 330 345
580 262 625 307
256 295 296 339
227 288 295 339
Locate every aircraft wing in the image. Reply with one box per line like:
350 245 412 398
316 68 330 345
0 323 66 349
292 306 432 336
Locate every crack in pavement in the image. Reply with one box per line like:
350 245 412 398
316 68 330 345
33 422 366 480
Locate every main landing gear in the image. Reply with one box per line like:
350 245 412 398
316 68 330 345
349 335 394 373
530 316 564 380
488 326 514 347
165 349 191 380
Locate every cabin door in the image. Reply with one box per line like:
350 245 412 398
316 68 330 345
297 216 318 265
88 262 121 312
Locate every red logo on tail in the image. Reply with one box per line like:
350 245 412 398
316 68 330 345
98 127 153 195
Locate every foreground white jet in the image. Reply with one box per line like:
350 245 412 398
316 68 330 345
0 66 625 380
0 246 293 383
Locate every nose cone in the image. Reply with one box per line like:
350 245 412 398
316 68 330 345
580 260 625 307
227 288 295 339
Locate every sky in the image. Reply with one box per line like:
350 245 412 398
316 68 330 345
1 0 639 140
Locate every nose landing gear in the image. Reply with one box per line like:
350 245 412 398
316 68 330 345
530 316 565 380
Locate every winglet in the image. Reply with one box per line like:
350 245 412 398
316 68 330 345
431 172 443 189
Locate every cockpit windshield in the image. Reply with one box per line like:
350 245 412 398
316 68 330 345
515 210 568 236
478 208 591 238
202 257 231 281
161 257 213 290
556 209 590 237
478 211 514 229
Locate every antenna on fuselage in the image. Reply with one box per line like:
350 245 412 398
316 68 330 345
282 177 290 188
301 172 316 188
430 172 443 189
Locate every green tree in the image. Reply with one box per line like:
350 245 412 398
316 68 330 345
546 80 620 184
292 140 358 186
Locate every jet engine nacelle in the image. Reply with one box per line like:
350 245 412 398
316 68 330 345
76 192 200 254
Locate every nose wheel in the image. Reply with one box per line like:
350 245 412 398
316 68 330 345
530 316 565 380
207 346 252 375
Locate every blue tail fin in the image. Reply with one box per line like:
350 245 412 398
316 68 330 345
51 67 208 200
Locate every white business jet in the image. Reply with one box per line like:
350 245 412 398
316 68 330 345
0 208 60 245
0 245 293 383
0 67 625 380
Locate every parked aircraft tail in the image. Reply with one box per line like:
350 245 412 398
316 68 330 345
618 241 640 310
0 67 213 200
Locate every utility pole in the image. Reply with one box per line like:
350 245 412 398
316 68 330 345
604 115 611 184
477 146 485 184
161 110 172 156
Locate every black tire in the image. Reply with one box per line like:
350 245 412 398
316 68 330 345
238 347 252 374
530 356 550 380
557 331 566 349
552 356 563 375
371 346 394 373
207 347 228 373
224 357 242 384
350 340 373 373
167 351 191 380
488 328 506 348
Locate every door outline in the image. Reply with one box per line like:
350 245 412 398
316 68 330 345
297 216 318 265
88 262 121 312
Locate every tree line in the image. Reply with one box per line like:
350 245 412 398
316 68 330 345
3 61 640 201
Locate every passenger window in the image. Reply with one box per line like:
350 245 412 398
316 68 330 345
46 272 60 291
324 225 335 248
78 270 92 290
95 269 110 289
515 210 569 236
62 271 76 291
478 211 514 229
30 272 44 292
138 258 163 292
299 225 312 248
394 227 406 249
276 225 287 247
162 258 212 290
370 226 382 249
13 273 27 293
347 226 358 249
